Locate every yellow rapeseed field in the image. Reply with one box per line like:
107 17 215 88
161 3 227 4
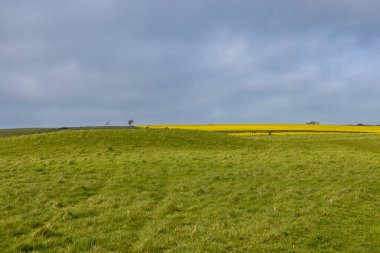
228 132 344 136
140 124 380 134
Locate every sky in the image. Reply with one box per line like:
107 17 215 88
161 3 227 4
1 0 380 128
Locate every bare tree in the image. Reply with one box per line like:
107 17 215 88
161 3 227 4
128 119 134 127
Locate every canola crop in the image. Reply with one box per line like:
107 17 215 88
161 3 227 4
140 124 380 134
229 132 347 136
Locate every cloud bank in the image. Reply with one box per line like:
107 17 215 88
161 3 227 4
1 0 380 127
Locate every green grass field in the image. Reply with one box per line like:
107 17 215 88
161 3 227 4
0 126 136 138
0 129 379 252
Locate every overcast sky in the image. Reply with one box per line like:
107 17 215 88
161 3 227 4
1 0 380 128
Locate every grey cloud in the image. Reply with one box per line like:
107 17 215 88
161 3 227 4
1 0 380 128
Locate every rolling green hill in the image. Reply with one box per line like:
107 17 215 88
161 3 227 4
0 129 379 252
0 126 136 138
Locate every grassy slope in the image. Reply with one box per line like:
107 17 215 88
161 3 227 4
0 128 60 137
0 127 135 138
0 129 379 252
